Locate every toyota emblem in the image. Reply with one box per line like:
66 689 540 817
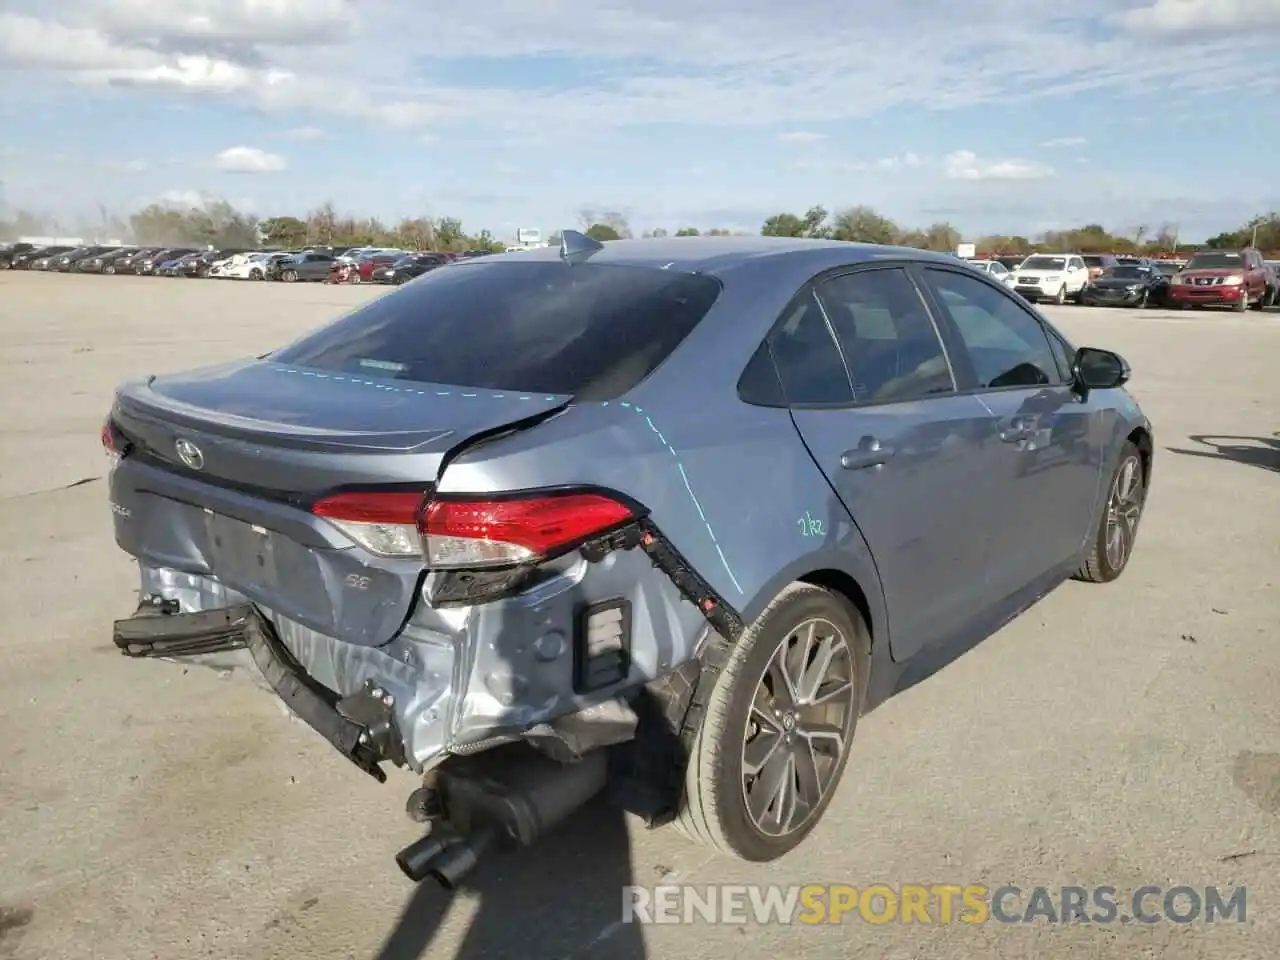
175 438 205 471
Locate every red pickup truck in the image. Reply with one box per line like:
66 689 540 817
1167 247 1268 311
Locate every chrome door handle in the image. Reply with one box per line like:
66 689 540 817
841 438 895 470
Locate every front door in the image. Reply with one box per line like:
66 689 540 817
917 265 1102 600
774 266 1005 662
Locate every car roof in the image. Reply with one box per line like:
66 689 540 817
486 235 963 277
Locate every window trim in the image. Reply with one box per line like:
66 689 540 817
913 263 1073 395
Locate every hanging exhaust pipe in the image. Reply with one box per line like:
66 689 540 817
395 833 454 883
394 746 610 887
427 827 497 890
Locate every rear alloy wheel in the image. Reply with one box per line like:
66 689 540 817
1054 284 1067 305
676 583 866 861
1074 442 1146 583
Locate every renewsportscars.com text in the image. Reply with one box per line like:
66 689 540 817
622 884 1247 926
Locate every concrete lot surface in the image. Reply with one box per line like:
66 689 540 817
0 273 1277 960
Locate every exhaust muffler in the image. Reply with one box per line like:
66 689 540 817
394 746 609 888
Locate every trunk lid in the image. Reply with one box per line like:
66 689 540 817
110 358 572 645
112 357 570 494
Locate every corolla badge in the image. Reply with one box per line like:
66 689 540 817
175 438 205 471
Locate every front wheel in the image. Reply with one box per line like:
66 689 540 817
1136 290 1149 309
1054 285 1067 305
249 268 262 281
349 272 361 284
1251 288 1267 311
281 269 297 282
1074 442 1146 583
676 582 866 861
1235 290 1249 312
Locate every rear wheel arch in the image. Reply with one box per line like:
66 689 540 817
798 568 875 652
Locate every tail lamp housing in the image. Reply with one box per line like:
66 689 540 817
309 488 639 568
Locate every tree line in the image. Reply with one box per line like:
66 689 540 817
2 198 1277 256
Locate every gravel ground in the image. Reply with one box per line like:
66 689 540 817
0 272 1276 960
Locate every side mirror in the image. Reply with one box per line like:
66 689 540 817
1073 346 1130 391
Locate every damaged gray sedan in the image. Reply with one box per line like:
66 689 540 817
106 232 1154 886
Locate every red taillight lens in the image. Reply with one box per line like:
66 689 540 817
308 489 636 567
101 418 127 459
421 493 635 569
310 490 428 557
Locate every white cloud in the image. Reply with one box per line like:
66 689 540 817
778 131 828 143
2 2 1276 136
279 125 325 141
157 189 210 207
212 146 287 173
944 150 1054 181
82 0 356 46
1040 136 1087 148
793 152 924 173
1120 0 1280 35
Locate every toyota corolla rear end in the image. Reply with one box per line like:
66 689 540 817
105 248 728 799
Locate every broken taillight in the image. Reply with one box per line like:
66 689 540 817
308 489 636 567
101 417 128 460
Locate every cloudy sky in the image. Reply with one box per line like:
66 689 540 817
1 0 1278 240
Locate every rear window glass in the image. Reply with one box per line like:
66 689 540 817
270 260 723 400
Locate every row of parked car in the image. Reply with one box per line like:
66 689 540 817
965 249 1280 311
0 242 495 284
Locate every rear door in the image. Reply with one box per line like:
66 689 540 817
916 265 1101 601
779 265 1004 662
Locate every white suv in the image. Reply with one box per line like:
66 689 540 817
966 259 1016 288
1012 254 1090 304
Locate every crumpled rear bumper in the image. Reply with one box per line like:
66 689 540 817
115 600 400 781
115 564 649 776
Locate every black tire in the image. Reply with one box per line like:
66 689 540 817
1074 442 1146 584
1136 290 1149 309
1250 288 1266 311
249 268 262 281
282 269 297 282
1235 290 1249 312
104 264 116 275
1054 285 1067 305
675 582 867 861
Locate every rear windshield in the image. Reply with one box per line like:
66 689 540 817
270 260 724 400
1184 252 1242 269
